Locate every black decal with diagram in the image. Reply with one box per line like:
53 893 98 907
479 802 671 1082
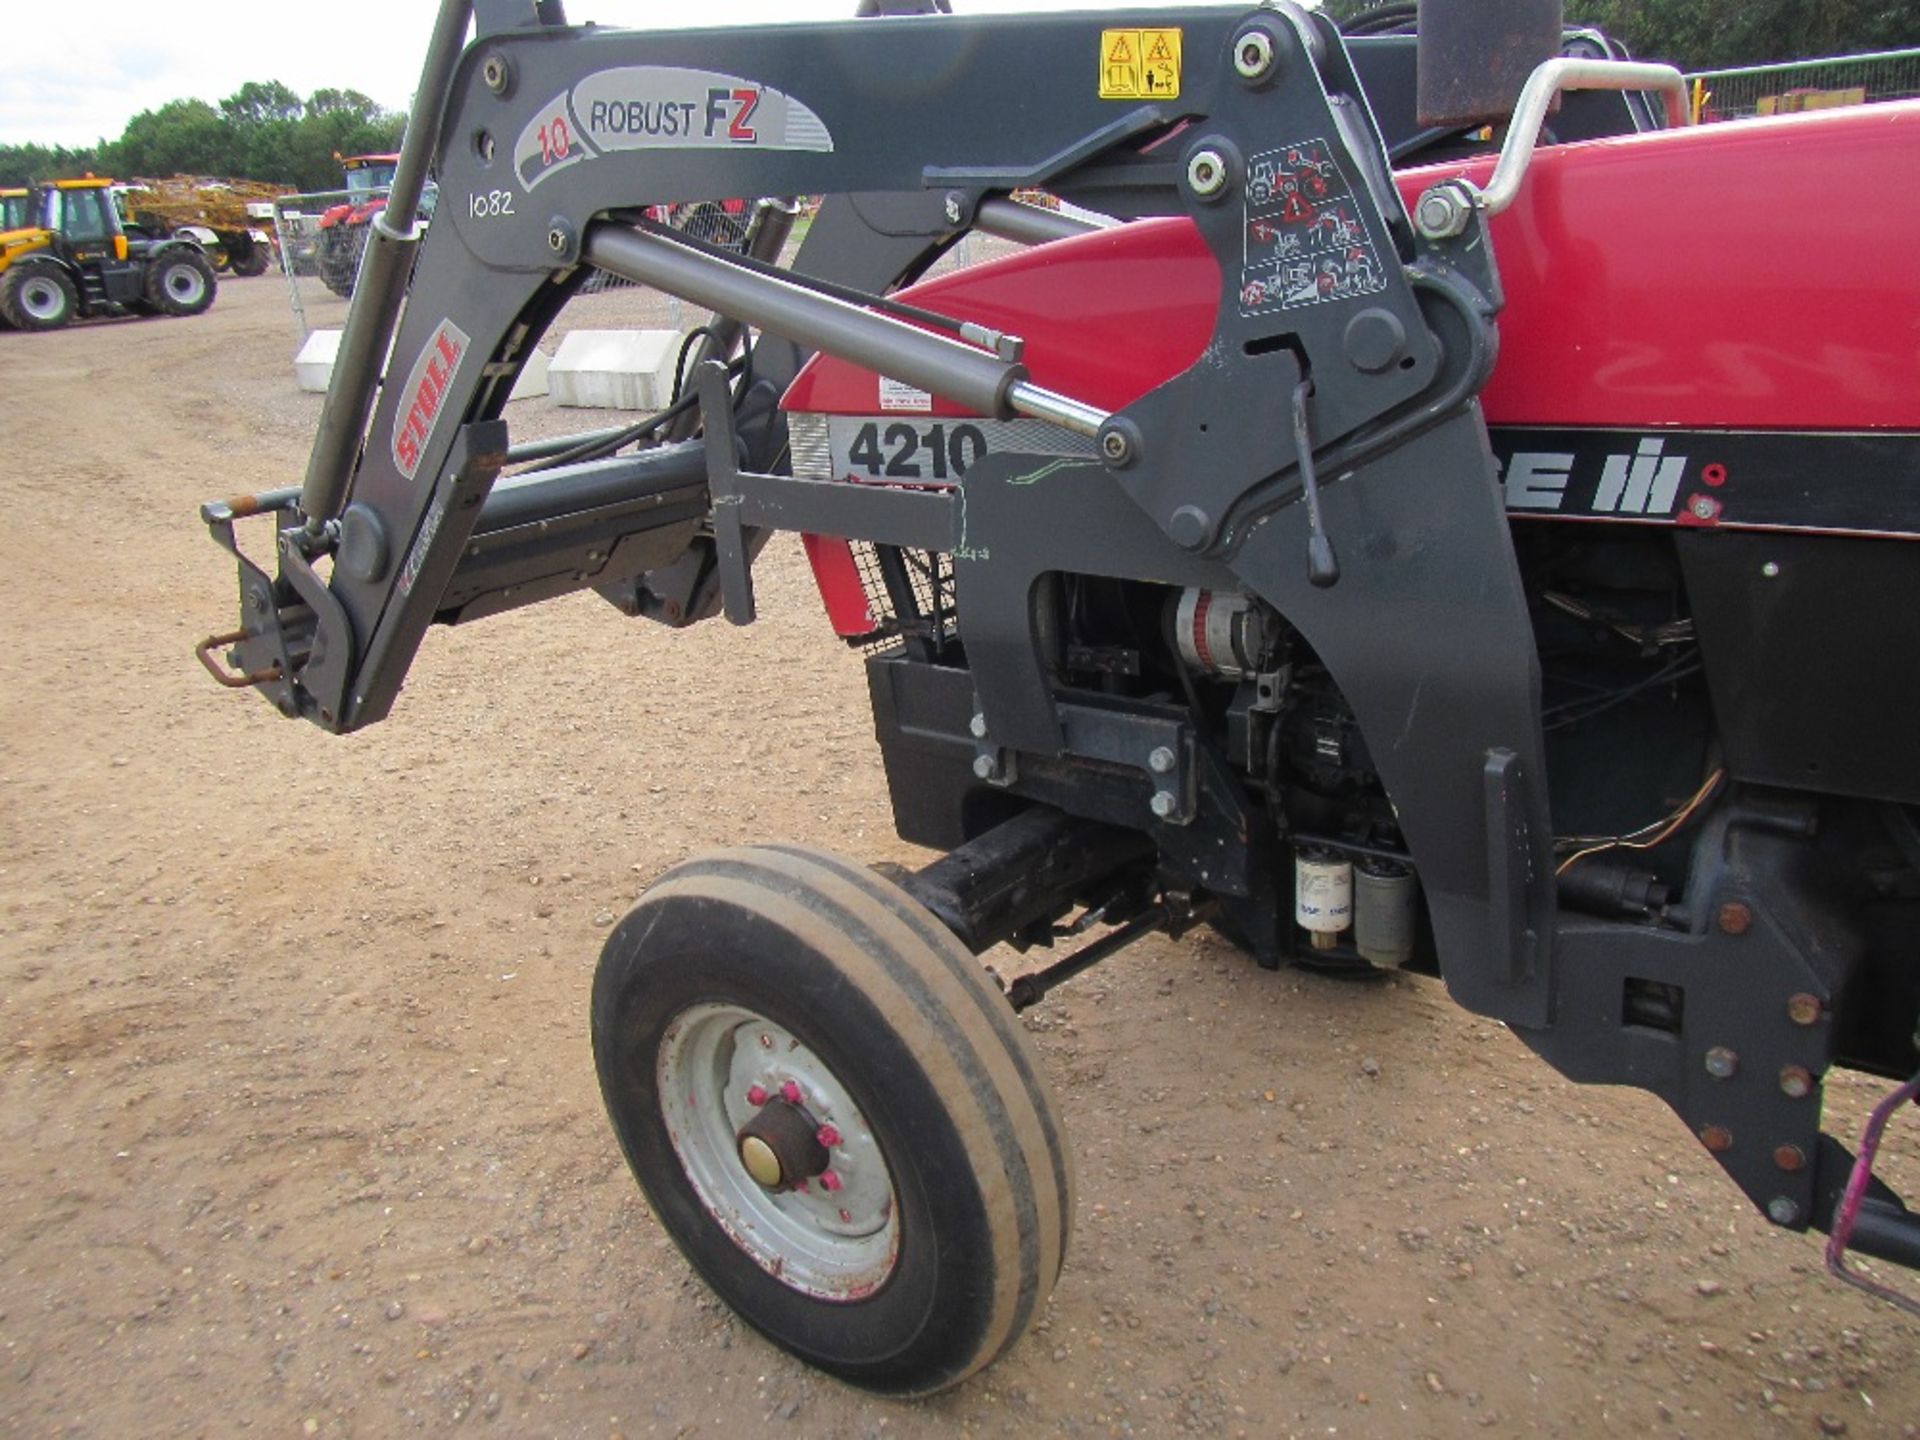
1238 138 1387 315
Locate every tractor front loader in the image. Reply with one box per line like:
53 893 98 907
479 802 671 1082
196 0 1920 1394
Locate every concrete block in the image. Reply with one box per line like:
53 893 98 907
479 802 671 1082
297 328 552 401
548 329 682 410
294 327 342 393
508 345 551 402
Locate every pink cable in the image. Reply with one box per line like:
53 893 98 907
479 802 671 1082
1824 1068 1920 1318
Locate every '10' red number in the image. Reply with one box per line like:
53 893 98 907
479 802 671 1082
538 117 572 165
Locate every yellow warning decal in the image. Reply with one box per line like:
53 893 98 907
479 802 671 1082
1099 27 1181 100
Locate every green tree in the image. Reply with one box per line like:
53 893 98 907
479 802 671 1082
1326 0 1920 68
219 80 304 127
0 141 105 188
109 98 230 178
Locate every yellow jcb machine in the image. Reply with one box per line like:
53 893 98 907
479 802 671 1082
0 176 217 331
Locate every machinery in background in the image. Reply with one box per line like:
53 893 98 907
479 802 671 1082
1 177 215 331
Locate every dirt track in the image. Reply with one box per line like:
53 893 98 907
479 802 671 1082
1 277 1916 1439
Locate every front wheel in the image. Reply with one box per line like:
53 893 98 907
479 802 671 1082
316 227 365 298
145 247 216 316
227 238 272 277
0 264 78 330
592 845 1073 1395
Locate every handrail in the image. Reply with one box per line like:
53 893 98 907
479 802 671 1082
1413 57 1690 238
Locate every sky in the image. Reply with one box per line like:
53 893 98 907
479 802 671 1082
0 0 1221 148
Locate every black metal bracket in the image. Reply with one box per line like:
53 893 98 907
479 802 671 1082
698 359 956 627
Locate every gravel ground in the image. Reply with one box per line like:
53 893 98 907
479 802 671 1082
1 270 1916 1440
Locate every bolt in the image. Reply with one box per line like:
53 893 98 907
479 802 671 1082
547 226 569 254
1778 1065 1814 1099
1766 1196 1801 1226
1148 745 1177 774
1773 1144 1807 1173
780 1080 802 1105
969 713 988 739
1150 791 1177 819
1762 560 1781 578
1716 901 1752 935
943 192 964 226
1167 504 1212 551
820 1170 844 1192
757 1033 775 1050
838 1207 853 1223
483 55 511 94
816 1124 842 1148
1414 185 1471 240
1186 149 1228 198
1343 307 1407 374
1704 1046 1739 1080
972 754 995 780
1700 1124 1733 1153
1233 30 1276 80
1689 494 1720 521
745 1084 768 1106
1787 992 1824 1027
1100 428 1131 463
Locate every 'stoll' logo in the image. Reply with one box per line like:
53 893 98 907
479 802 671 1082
392 319 470 480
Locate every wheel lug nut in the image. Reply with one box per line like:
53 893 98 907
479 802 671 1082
780 1080 802 1104
817 1124 842 1148
745 1084 768 1106
757 1033 775 1050
820 1170 843 1192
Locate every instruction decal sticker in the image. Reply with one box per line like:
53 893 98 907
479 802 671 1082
1099 28 1181 100
1238 139 1387 314
392 318 470 480
516 67 834 188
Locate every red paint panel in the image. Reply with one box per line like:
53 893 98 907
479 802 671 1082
800 533 876 637
1400 100 1920 430
785 101 1919 433
781 219 1218 417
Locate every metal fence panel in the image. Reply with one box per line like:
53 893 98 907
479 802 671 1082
1687 47 1920 121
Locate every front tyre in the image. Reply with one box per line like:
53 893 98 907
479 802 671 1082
146 247 216 316
316 226 365 298
1 264 78 330
592 845 1073 1396
228 238 272 277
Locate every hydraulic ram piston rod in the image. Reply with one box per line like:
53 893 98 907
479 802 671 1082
582 224 1111 437
300 0 475 531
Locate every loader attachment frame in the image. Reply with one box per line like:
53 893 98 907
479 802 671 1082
206 3 1558 1029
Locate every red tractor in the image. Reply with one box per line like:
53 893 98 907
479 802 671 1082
313 153 437 297
200 0 1920 1397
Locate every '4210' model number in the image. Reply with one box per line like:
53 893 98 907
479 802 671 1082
845 420 986 482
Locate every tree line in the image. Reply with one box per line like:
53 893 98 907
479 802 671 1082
1325 0 1916 70
0 81 406 191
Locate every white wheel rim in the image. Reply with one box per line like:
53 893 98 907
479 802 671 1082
20 277 63 320
165 264 206 305
657 1003 899 1300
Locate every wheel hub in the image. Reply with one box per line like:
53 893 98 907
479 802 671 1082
656 1003 900 1298
735 1096 831 1191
